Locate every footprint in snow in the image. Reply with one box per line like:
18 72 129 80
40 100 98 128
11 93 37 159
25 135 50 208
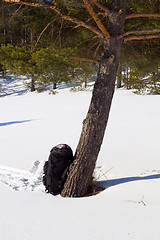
0 161 45 192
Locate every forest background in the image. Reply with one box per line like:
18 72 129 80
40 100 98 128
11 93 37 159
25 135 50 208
0 0 160 95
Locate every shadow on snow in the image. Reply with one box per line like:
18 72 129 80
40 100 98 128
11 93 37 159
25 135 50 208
0 76 29 97
0 120 32 127
0 74 96 97
99 174 160 189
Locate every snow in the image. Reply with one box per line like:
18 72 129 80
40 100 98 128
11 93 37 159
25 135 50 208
0 76 160 240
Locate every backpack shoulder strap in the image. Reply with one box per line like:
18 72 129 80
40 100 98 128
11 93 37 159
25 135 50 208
58 166 69 189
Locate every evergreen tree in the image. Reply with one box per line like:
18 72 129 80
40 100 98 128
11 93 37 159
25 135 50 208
119 40 160 94
2 0 160 197
0 43 97 91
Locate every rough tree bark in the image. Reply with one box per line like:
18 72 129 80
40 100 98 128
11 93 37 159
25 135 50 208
31 75 36 92
61 0 127 197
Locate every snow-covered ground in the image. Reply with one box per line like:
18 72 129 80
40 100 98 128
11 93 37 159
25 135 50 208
0 76 160 240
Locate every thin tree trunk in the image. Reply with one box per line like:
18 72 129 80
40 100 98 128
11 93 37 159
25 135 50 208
117 79 122 88
31 75 36 92
61 0 127 197
2 1 6 45
84 77 87 88
117 63 122 88
126 65 131 89
53 82 57 89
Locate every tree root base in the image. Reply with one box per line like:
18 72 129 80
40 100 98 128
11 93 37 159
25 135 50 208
86 181 105 197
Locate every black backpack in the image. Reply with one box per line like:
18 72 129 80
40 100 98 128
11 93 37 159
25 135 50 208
43 144 73 195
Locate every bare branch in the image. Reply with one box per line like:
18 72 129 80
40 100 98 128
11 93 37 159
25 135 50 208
3 0 55 9
9 5 22 22
33 18 59 51
124 33 160 42
83 0 110 39
123 29 160 37
91 0 109 16
3 0 60 13
94 40 102 58
61 15 103 38
126 13 160 20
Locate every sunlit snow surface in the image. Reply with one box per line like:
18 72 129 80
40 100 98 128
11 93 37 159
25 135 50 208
0 76 160 240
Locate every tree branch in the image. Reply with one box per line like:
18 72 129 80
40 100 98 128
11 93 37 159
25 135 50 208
91 0 109 16
83 0 110 39
124 33 160 42
126 13 160 20
33 18 59 51
3 0 57 9
3 0 103 38
9 5 22 23
123 29 160 37
60 15 103 38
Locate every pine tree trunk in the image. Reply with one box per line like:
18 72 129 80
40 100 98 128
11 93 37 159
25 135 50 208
31 75 36 92
53 82 57 89
2 0 6 45
117 64 122 88
117 79 122 88
84 77 87 88
126 66 130 89
61 0 127 197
